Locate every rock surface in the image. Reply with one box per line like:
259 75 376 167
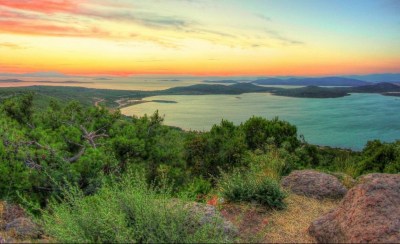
1 202 42 241
5 217 41 239
0 202 26 229
309 173 400 243
187 202 238 239
281 170 347 199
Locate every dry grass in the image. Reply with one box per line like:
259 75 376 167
263 193 339 243
220 193 339 243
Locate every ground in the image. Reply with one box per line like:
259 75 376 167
1 193 339 243
220 193 340 243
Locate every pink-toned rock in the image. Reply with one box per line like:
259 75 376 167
5 217 40 239
281 170 347 200
0 202 26 230
309 173 400 243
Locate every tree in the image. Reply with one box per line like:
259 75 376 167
241 116 300 152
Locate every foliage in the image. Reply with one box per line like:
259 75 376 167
357 140 400 174
185 120 247 178
241 116 300 152
179 177 213 201
42 173 232 243
218 168 286 209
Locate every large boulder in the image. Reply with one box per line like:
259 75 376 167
309 173 400 243
281 170 347 199
5 217 41 239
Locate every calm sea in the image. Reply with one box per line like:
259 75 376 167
121 93 400 150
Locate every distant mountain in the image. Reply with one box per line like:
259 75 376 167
252 77 370 86
0 71 72 78
344 73 400 83
0 79 23 82
0 79 92 84
272 86 350 98
271 82 400 98
35 80 93 84
163 83 272 95
93 77 113 81
350 82 400 93
203 80 238 84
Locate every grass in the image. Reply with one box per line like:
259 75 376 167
263 193 339 243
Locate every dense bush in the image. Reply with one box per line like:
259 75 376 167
357 140 400 174
42 173 233 243
241 116 300 151
0 96 189 205
185 119 247 178
218 168 286 209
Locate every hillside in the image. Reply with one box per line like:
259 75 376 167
162 83 273 95
252 76 370 86
270 82 400 98
349 82 400 93
0 79 23 83
271 85 350 98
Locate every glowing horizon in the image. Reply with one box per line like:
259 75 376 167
1 0 399 77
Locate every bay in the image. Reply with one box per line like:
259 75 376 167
121 93 400 150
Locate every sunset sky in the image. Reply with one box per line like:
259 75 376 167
0 0 399 76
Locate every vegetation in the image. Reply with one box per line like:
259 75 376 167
218 168 286 209
0 92 399 242
42 172 232 243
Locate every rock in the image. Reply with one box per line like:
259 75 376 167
2 203 26 223
309 173 400 243
357 173 395 184
0 202 26 230
281 170 347 199
5 217 40 239
188 202 238 238
0 235 16 244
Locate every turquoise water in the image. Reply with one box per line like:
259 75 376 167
121 93 400 150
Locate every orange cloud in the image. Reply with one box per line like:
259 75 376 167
0 19 109 38
0 0 81 14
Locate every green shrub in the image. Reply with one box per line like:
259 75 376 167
240 116 300 152
218 169 286 209
179 177 213 201
245 149 296 181
43 173 233 243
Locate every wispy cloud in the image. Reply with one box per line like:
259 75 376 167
0 0 81 13
255 13 272 22
265 29 305 46
0 42 27 49
77 8 195 30
0 19 110 38
0 0 304 49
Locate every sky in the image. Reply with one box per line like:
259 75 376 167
0 0 399 76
